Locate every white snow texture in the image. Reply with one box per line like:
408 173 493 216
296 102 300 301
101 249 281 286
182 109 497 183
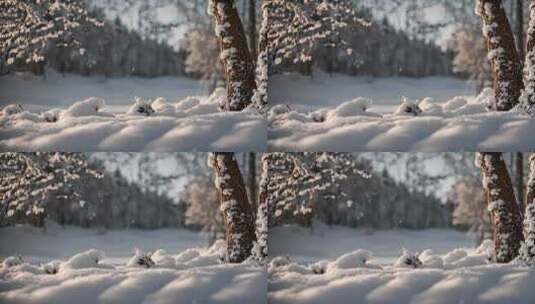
269 225 535 304
268 74 535 151
0 87 266 152
0 227 265 304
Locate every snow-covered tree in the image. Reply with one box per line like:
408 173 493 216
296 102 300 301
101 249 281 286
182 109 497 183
475 152 524 263
0 0 99 69
520 1 535 115
208 0 256 111
251 0 269 109
208 152 256 263
520 153 535 265
476 0 524 111
268 0 367 66
182 176 223 244
263 153 370 225
253 154 269 261
0 152 101 226
452 26 492 90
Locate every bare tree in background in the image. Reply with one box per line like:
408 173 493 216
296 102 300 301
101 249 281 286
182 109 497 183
476 152 524 263
451 178 491 245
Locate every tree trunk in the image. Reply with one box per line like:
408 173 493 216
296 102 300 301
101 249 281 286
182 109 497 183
254 153 271 260
516 0 524 59
521 153 535 264
477 152 524 262
210 0 256 111
521 1 535 114
251 0 270 109
248 0 257 59
477 0 524 111
248 152 257 212
210 152 256 263
516 152 524 212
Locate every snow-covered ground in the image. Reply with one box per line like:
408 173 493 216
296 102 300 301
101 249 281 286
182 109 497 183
0 226 266 304
268 224 535 304
0 73 266 151
268 74 535 151
269 73 476 113
270 223 476 264
0 72 205 113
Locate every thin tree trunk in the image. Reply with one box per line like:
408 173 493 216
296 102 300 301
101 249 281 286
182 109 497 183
477 152 524 263
516 152 524 212
521 153 535 264
254 153 271 260
248 152 257 213
210 0 256 111
516 0 525 59
210 152 256 263
251 0 270 109
477 0 524 111
248 0 257 59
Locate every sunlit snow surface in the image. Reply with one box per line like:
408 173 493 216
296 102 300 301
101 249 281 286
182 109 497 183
0 226 266 304
0 73 266 152
268 74 535 151
268 224 535 304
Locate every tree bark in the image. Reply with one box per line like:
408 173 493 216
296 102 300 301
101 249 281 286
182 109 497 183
210 152 256 263
210 0 256 111
477 152 524 262
251 0 270 109
522 153 535 263
521 1 535 114
516 152 524 212
477 0 524 111
516 0 524 59
248 152 257 212
526 154 535 210
254 153 271 260
248 0 257 59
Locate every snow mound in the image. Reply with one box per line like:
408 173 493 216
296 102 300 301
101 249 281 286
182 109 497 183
1 104 24 116
151 98 175 116
151 249 176 268
0 246 266 304
61 249 113 271
269 89 535 151
418 249 443 268
328 249 374 270
0 93 266 151
2 256 24 268
61 97 113 119
269 245 535 304
326 98 375 120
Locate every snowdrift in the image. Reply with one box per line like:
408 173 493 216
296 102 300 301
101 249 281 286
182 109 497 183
268 241 535 304
268 88 535 151
0 241 266 304
0 89 266 151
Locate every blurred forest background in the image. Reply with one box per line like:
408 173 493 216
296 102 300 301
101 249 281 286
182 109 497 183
2 0 520 89
3 152 530 246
